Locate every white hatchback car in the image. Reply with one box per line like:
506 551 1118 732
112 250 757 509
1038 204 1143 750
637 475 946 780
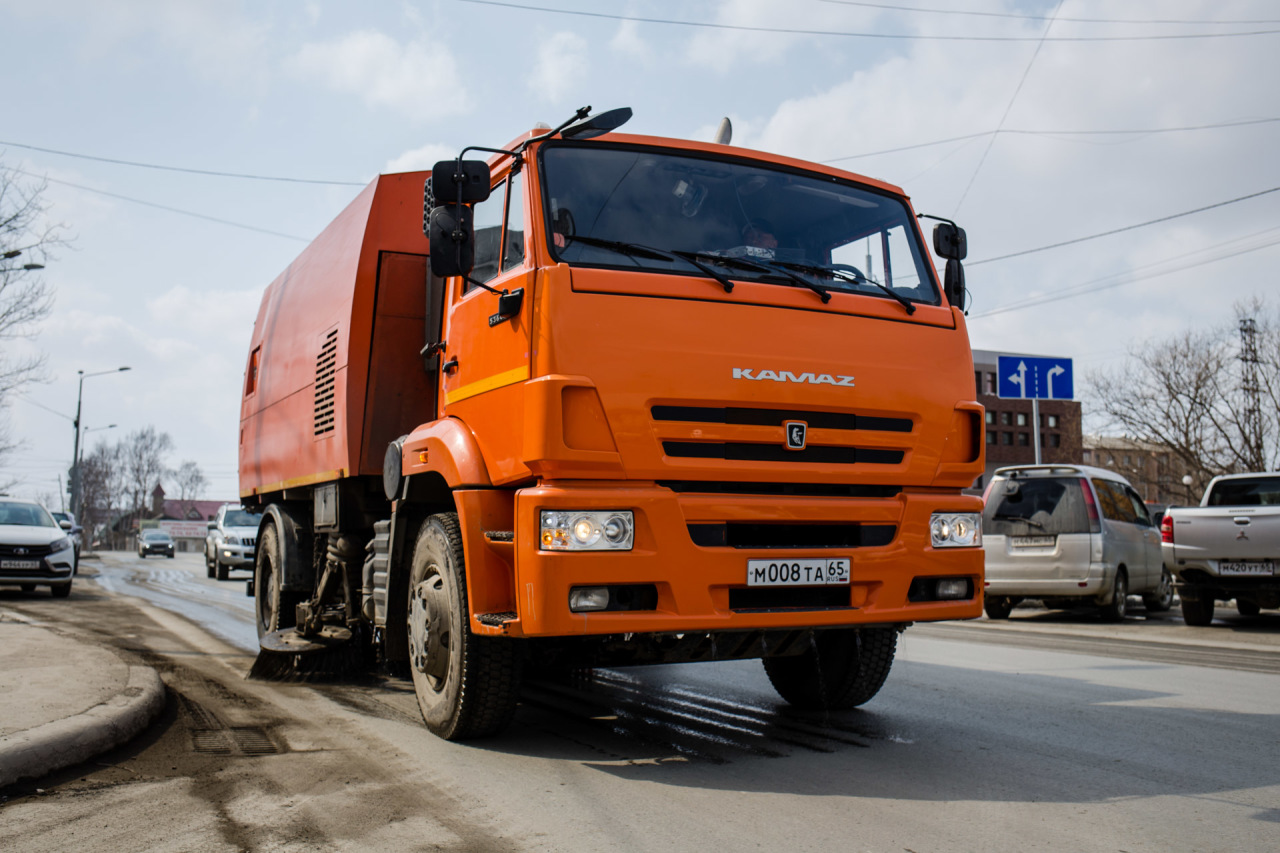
0 498 78 598
981 465 1172 621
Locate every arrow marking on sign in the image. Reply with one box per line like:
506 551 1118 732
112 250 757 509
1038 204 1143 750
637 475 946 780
1047 364 1065 399
1008 360 1028 399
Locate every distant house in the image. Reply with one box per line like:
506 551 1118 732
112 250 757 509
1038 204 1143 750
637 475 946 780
108 485 236 552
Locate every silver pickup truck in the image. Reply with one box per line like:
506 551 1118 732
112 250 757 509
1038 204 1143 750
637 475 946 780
1162 473 1280 625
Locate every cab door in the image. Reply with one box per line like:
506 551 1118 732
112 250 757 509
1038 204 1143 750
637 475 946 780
439 165 534 485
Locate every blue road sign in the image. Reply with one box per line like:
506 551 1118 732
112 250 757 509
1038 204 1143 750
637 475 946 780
996 355 1074 400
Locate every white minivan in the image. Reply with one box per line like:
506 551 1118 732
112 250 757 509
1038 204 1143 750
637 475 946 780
981 465 1172 621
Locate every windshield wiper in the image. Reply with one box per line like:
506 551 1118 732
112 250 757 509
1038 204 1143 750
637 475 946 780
680 252 833 304
993 513 1046 530
563 235 736 293
774 261 916 315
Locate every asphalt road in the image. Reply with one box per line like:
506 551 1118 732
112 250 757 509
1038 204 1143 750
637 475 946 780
1 551 1277 852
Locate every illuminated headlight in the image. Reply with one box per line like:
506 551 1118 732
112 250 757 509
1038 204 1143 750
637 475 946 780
540 511 634 551
930 512 981 547
49 536 72 553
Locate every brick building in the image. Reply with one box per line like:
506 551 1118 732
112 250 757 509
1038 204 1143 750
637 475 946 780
1082 435 1190 505
972 349 1083 488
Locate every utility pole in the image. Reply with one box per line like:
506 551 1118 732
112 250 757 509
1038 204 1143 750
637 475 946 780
1238 317 1264 470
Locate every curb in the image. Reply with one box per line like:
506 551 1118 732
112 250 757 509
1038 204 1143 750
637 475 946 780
0 665 166 789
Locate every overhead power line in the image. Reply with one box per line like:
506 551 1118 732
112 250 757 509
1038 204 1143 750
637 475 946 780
968 185 1280 266
455 0 1280 41
824 116 1280 163
15 169 309 243
815 0 1280 26
0 139 364 186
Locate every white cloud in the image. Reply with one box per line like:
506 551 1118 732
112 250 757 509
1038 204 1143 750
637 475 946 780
384 143 457 174
288 30 467 118
528 32 589 102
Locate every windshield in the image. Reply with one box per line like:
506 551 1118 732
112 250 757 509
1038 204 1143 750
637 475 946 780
1206 477 1280 506
224 510 257 527
144 531 172 541
983 477 1090 536
0 502 57 528
539 142 939 306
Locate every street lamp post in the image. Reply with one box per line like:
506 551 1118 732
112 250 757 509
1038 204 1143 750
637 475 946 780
1182 473 1194 505
70 367 130 521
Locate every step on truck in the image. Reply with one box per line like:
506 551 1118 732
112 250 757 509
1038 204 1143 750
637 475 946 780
240 106 986 740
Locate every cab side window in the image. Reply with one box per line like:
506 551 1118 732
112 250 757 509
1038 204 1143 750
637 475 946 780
1093 480 1137 523
502 170 525 272
469 178 506 288
1125 487 1152 526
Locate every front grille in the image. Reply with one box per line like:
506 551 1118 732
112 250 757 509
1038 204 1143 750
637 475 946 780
0 543 54 558
664 441 903 465
652 405 912 433
728 587 853 611
659 481 902 498
689 522 896 549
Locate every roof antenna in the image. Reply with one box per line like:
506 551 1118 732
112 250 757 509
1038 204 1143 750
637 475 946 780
714 117 732 145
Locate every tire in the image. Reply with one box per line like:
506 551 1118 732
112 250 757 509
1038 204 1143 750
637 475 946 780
1236 599 1262 617
206 551 215 578
254 523 302 640
20 583 36 593
139 551 146 559
1142 569 1175 612
50 581 71 599
763 627 897 711
407 513 523 740
1180 591 1215 627
1099 569 1129 622
984 596 1014 620
216 559 229 581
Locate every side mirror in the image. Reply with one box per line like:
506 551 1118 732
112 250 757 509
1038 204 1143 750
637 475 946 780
429 205 475 278
943 259 966 311
430 159 491 204
59 519 72 531
207 521 217 530
933 222 967 260
562 107 633 140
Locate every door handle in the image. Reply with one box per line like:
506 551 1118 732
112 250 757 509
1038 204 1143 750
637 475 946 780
1234 517 1251 525
443 357 459 375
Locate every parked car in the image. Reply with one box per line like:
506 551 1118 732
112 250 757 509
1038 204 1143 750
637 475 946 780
982 464 1173 621
49 510 82 569
0 498 77 597
138 529 176 558
205 504 259 581
1163 473 1280 625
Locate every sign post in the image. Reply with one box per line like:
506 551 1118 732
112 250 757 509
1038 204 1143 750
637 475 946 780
996 355 1075 465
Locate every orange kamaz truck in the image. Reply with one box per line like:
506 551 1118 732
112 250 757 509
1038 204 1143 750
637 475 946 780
240 107 984 740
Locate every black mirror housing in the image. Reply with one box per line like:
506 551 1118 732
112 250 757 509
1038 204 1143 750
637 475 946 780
562 107 633 140
429 204 475 278
431 160 491 205
933 223 968 261
943 259 966 311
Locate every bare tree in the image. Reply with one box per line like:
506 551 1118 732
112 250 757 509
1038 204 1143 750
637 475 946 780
121 426 174 515
79 440 126 534
1089 303 1280 496
0 162 64 471
170 460 208 518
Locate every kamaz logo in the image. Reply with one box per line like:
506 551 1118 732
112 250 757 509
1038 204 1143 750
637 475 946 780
732 368 855 387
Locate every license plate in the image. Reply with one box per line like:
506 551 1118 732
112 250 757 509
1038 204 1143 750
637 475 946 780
1011 535 1056 548
1219 561 1275 576
747 558 850 587
1 560 39 569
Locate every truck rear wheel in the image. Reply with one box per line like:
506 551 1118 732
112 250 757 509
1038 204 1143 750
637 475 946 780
255 523 301 640
407 513 522 740
763 627 897 711
1180 591 1215 626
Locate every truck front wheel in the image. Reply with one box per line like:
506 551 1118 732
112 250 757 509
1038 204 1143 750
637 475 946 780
407 513 522 740
763 627 897 710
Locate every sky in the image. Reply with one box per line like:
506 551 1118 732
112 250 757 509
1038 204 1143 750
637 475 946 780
1 0 1278 505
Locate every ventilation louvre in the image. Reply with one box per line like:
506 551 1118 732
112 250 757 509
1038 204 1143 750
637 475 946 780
314 328 338 436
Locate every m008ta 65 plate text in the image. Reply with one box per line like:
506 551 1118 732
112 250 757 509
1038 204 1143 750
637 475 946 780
747 558 850 587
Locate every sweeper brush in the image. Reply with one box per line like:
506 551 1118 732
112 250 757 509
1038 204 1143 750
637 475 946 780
248 625 368 682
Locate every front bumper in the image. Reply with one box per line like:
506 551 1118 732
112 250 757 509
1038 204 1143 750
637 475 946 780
490 482 983 637
0 547 76 586
218 544 255 567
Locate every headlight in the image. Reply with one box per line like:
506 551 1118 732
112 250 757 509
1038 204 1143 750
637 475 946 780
49 536 72 553
930 512 981 548
225 535 239 546
540 510 634 551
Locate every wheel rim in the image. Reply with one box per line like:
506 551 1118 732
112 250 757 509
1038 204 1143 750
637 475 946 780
1115 574 1128 618
1157 571 1173 607
257 555 277 633
409 569 452 690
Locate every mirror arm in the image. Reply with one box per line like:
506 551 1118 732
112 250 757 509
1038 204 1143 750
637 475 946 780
516 106 592 155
